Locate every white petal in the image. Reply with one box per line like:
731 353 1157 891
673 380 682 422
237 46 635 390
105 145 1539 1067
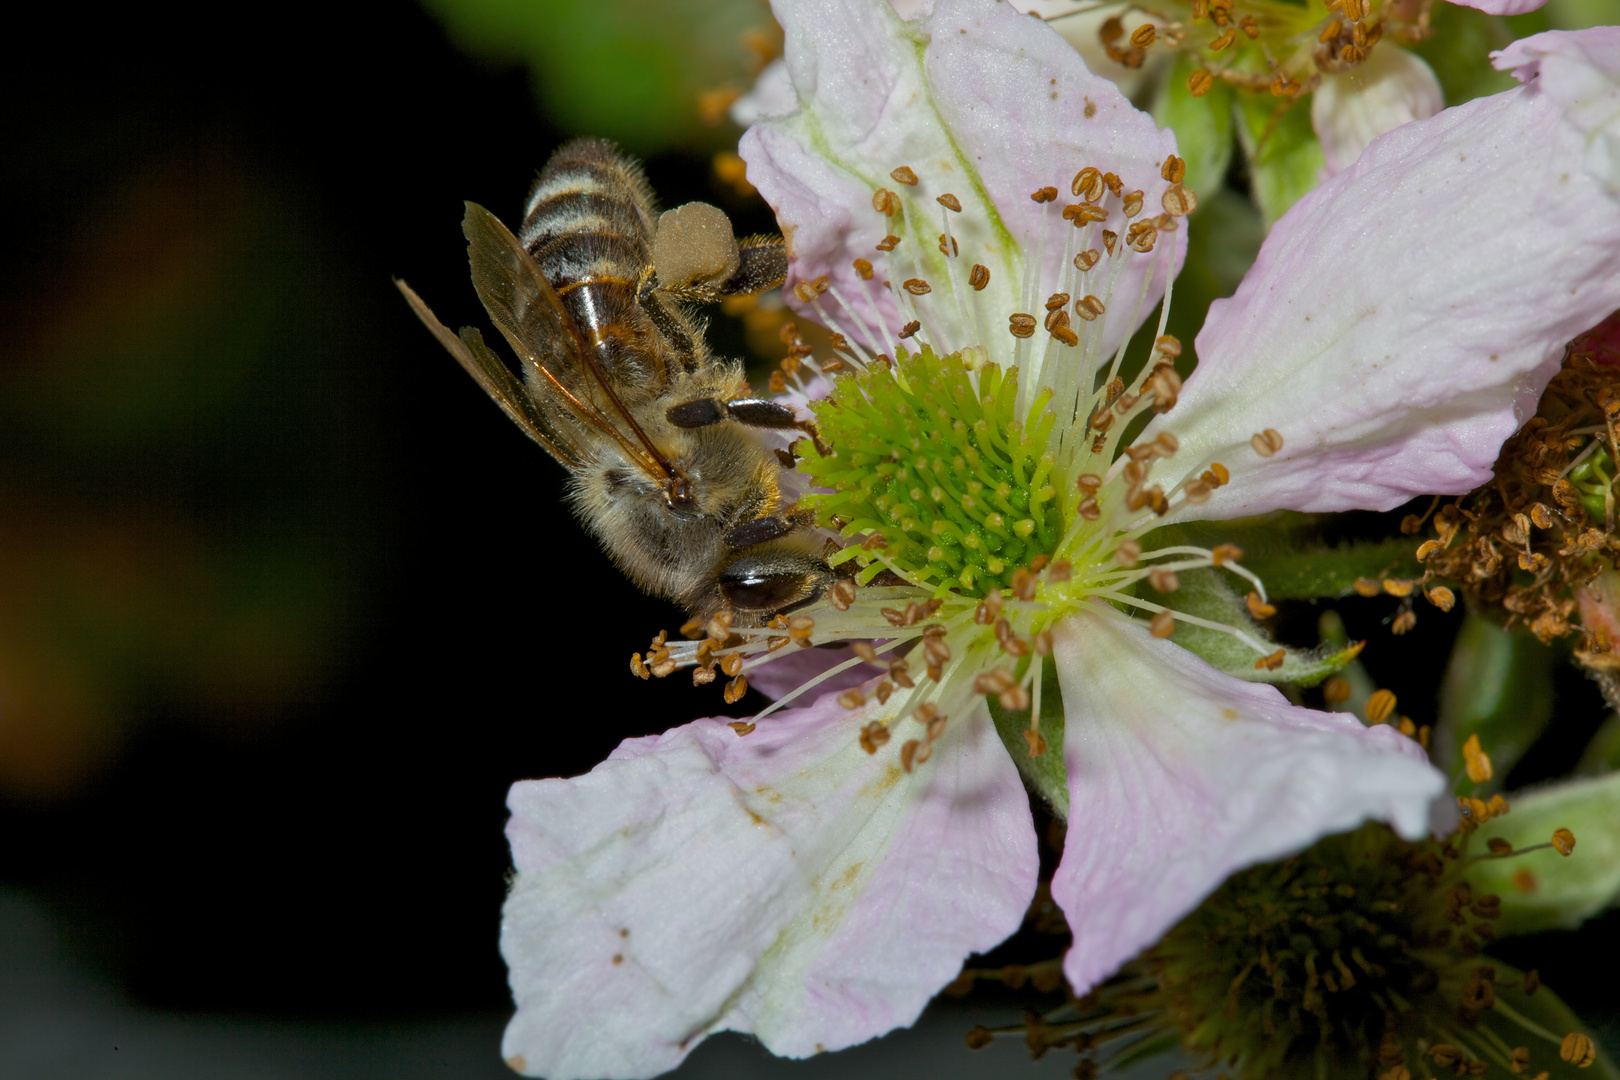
1047 609 1444 994
1312 46 1443 175
1150 75 1620 522
500 694 1036 1079
741 0 1184 370
1494 27 1620 194
730 58 799 127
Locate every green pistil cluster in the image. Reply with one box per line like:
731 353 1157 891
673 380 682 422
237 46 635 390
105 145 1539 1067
1147 823 1546 1080
798 346 1064 597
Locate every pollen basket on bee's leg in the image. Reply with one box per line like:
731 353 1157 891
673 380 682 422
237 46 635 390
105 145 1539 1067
798 346 1063 598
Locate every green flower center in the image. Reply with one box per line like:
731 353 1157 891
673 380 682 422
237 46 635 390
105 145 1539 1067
799 346 1064 597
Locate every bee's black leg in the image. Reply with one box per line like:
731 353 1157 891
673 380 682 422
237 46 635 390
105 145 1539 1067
716 237 787 296
722 506 816 550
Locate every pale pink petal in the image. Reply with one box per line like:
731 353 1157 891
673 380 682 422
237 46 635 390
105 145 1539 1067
1047 609 1444 994
743 642 885 702
730 57 798 127
1150 72 1620 523
500 693 1037 1079
1448 0 1548 15
1494 27 1620 194
741 0 1184 363
1312 45 1443 175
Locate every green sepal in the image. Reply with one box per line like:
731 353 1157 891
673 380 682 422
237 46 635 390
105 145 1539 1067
1234 90 1326 229
1152 56 1235 202
1434 614 1556 784
1161 566 1362 687
1474 962 1620 1080
1470 773 1620 935
988 661 1069 820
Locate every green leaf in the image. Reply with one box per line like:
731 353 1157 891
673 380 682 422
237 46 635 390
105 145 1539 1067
1152 56 1235 202
420 0 764 152
1236 537 1425 601
1434 614 1557 784
1234 90 1326 229
1471 773 1620 935
1410 3 1520 109
1477 963 1620 1080
1160 566 1362 687
988 660 1069 819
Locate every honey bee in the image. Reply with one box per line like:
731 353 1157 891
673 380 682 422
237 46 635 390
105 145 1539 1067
396 139 832 626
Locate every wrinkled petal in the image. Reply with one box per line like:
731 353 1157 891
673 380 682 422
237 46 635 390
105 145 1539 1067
500 693 1037 1079
1447 0 1548 15
1047 609 1444 994
741 0 1183 365
1312 45 1443 175
1494 27 1620 194
730 57 799 127
1150 68 1620 523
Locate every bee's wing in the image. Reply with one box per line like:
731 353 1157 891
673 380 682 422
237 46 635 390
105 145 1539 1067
395 278 584 467
461 201 676 486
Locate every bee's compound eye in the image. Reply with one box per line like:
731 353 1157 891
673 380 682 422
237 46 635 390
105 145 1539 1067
719 569 812 613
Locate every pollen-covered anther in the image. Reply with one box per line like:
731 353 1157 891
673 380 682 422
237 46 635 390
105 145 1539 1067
859 720 891 754
1251 428 1284 457
975 590 1003 625
1255 649 1285 671
630 652 650 679
936 192 962 212
1144 363 1182 412
890 166 918 186
1382 578 1415 598
1462 734 1494 783
903 278 931 296
1072 166 1103 200
1103 230 1118 255
898 320 921 339
1561 1033 1596 1068
1011 566 1041 602
852 258 874 280
692 665 716 686
1074 249 1100 272
974 666 1018 696
1009 313 1037 339
1116 538 1143 567
899 739 921 772
876 234 900 251
787 614 815 646
829 577 857 611
1322 676 1351 704
1075 295 1106 321
1148 567 1180 593
999 683 1031 711
1365 688 1397 725
1161 155 1186 184
969 264 990 290
1151 610 1175 638
838 689 867 710
723 674 748 703
720 653 745 677
938 233 959 257
890 658 916 689
1031 186 1059 203
1245 592 1276 619
995 618 1030 658
1126 221 1158 253
1063 202 1109 225
1188 68 1215 96
1162 183 1197 217
872 188 901 215
1552 828 1576 856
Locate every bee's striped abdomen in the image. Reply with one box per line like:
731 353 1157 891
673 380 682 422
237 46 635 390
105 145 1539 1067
519 139 689 389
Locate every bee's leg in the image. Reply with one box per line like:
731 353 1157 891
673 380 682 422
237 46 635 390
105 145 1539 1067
715 237 787 297
635 264 705 366
665 396 830 456
722 506 817 550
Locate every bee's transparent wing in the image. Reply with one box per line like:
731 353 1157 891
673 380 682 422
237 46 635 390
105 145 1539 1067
395 278 584 467
461 201 675 485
